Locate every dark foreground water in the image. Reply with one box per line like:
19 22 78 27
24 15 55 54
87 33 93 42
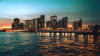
0 32 100 56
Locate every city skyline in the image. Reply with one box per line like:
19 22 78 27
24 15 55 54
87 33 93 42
0 0 100 28
0 0 100 56
0 15 88 29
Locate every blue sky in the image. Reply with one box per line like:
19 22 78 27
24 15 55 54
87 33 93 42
0 0 100 25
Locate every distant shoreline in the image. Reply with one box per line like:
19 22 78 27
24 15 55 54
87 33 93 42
0 29 6 32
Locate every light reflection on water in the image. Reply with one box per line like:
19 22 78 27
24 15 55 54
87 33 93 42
0 32 100 56
38 32 100 56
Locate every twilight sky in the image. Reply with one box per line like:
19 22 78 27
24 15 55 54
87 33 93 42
0 0 100 28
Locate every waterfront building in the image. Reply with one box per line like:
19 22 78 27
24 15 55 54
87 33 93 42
57 16 68 29
79 19 82 28
14 18 19 23
46 21 52 28
31 19 38 29
37 18 41 29
50 15 57 29
57 20 62 28
93 25 100 33
88 25 94 31
73 19 82 30
62 17 68 28
40 15 45 28
37 15 45 29
12 18 24 30
25 20 32 29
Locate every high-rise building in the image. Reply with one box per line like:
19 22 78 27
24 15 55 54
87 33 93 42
37 15 45 29
31 19 38 29
37 18 41 29
61 17 68 28
93 25 100 33
73 19 82 30
57 20 62 28
25 20 32 29
79 19 82 28
40 15 45 28
12 18 24 30
14 18 19 23
46 21 52 27
57 17 68 28
88 25 94 31
73 22 78 30
50 15 57 29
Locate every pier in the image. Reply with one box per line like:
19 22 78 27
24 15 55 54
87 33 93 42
38 30 100 44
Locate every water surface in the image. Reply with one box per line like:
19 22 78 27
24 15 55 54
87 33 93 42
0 32 100 56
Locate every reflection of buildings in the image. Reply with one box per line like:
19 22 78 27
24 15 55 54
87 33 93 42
12 18 24 30
73 19 82 30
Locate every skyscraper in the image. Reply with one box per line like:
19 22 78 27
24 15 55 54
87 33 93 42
40 15 45 28
12 18 24 30
14 18 19 23
25 20 32 29
50 15 57 29
46 21 52 28
61 17 68 28
57 17 68 29
73 19 82 30
31 19 38 29
58 20 62 28
37 15 45 29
